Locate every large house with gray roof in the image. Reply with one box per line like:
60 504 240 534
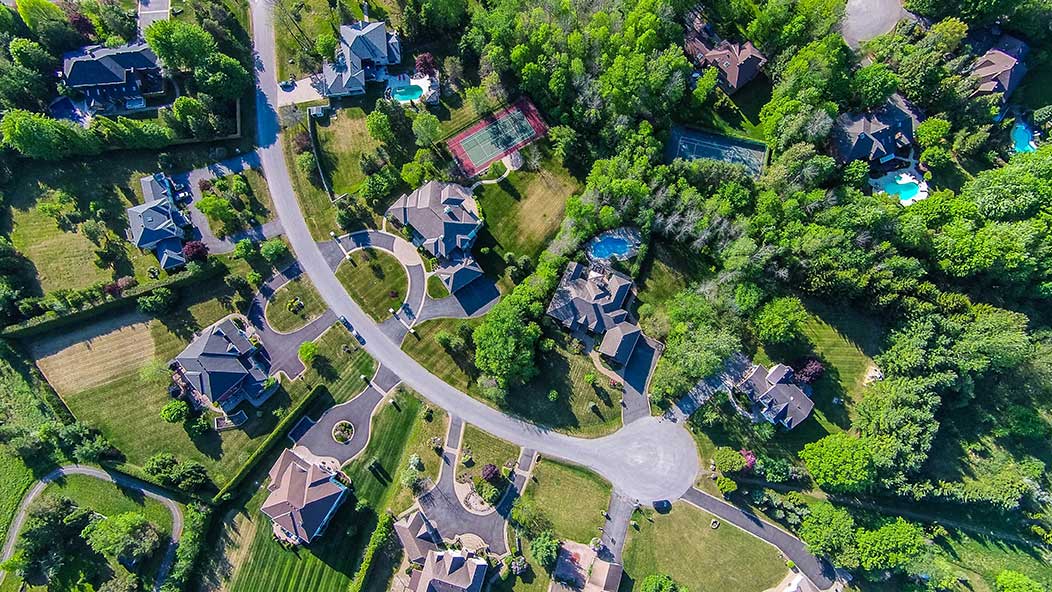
547 262 642 365
387 181 484 293
261 448 348 546
409 550 487 592
323 21 401 97
970 35 1029 105
394 510 441 565
172 319 269 412
125 196 191 271
735 363 813 430
831 94 922 166
60 43 164 113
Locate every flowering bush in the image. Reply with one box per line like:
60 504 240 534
795 359 825 384
481 463 500 483
739 448 757 472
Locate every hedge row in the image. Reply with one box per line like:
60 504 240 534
3 260 227 338
347 512 395 592
160 503 212 592
211 384 324 503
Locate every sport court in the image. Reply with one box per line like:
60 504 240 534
447 99 548 177
667 126 767 176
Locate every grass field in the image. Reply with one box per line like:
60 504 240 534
335 248 407 321
459 424 520 471
220 390 430 592
691 81 771 143
30 284 374 489
316 107 383 197
0 450 37 547
633 241 714 338
619 502 787 592
520 459 611 543
427 274 450 299
200 169 276 237
403 318 622 436
41 473 176 534
265 274 327 333
475 151 581 260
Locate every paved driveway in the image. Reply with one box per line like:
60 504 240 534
417 278 501 323
841 0 906 48
138 0 170 34
295 384 385 463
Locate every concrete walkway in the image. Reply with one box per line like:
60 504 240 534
0 465 184 592
600 491 635 562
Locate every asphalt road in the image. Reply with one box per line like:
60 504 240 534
0 465 184 592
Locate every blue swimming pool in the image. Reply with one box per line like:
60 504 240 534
876 175 921 201
392 84 423 102
1012 120 1037 153
590 235 632 260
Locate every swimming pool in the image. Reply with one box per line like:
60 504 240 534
876 174 920 201
1012 120 1037 153
590 235 632 260
392 84 423 102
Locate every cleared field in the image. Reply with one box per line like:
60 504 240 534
41 473 176 534
520 459 611 543
265 274 327 333
620 502 787 592
335 248 407 321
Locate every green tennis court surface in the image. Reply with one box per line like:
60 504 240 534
459 110 537 166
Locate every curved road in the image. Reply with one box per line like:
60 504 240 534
0 465 184 592
247 1 832 587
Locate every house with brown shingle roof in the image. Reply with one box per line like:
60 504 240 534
409 550 487 592
970 35 1029 105
682 7 767 94
394 510 440 565
261 449 348 545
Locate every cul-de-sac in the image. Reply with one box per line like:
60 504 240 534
0 0 1050 591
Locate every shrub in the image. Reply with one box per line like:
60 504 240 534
530 531 560 570
298 341 318 364
475 478 501 504
795 359 825 384
713 447 747 473
137 287 176 314
481 463 500 483
159 400 189 423
716 475 738 495
346 513 394 592
259 238 288 264
181 240 209 262
296 151 317 175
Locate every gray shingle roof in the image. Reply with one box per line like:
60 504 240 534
738 363 813 430
970 35 1029 104
831 94 921 164
415 550 487 592
394 511 440 565
174 319 266 404
323 21 401 96
598 321 641 365
387 182 480 260
262 449 348 545
435 255 483 293
546 262 634 334
126 198 187 249
62 43 159 89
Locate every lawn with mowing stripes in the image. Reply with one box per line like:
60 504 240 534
41 473 176 534
520 459 610 544
265 274 327 333
335 248 407 321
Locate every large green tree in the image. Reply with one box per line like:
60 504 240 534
144 20 217 71
799 434 876 494
82 512 160 563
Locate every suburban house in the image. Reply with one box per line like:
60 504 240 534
171 318 269 412
735 363 813 430
683 9 766 94
261 448 348 546
546 262 642 365
323 21 401 97
409 550 487 592
140 172 189 205
386 181 484 293
970 35 1029 105
552 540 623 592
59 43 164 113
394 510 441 565
831 94 922 166
125 196 191 271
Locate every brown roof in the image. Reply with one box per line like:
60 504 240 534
261 449 348 544
598 321 641 364
415 550 487 592
698 40 767 94
970 36 1029 103
395 511 440 565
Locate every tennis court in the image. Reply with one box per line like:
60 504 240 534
667 126 767 176
447 99 548 177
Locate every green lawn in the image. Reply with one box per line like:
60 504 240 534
198 169 275 238
33 281 375 490
335 248 407 321
474 150 581 260
41 473 176 534
633 241 714 339
1017 50 1052 110
520 459 611 543
619 503 787 592
272 0 345 81
389 403 448 514
316 106 383 197
265 274 327 333
403 318 622 436
427 274 450 299
0 450 37 546
220 390 431 592
459 424 520 472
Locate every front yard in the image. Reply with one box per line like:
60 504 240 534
335 247 408 321
519 459 611 544
265 274 327 333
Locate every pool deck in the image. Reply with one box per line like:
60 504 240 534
586 227 643 263
871 168 929 207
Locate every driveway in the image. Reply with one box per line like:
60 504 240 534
138 0 170 34
0 465 184 592
416 277 501 323
277 76 326 106
617 336 660 424
841 0 906 48
294 384 386 464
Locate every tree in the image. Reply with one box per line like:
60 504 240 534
98 573 140 592
713 447 747 473
144 20 217 71
195 52 251 101
315 32 337 59
144 452 179 479
412 113 440 146
855 518 925 572
365 110 395 144
472 301 541 386
415 52 438 77
9 38 54 71
799 502 858 568
16 0 65 34
799 434 876 494
693 67 719 105
299 341 319 364
851 63 899 110
716 475 738 495
401 161 424 186
915 117 951 149
233 238 257 259
530 531 560 569
640 574 686 592
195 193 238 228
182 240 208 262
1 110 100 160
83 512 160 563
137 287 176 314
160 400 190 423
753 296 808 344
995 570 1046 592
259 238 289 264
548 125 577 164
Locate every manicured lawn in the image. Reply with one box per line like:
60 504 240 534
197 169 275 237
41 473 176 534
315 106 383 197
619 503 787 592
426 273 450 299
265 274 327 333
335 248 407 321
220 390 431 592
272 0 344 81
633 241 713 339
459 424 520 472
520 459 611 544
389 403 448 514
30 282 375 489
403 318 622 436
474 150 581 259
0 450 36 545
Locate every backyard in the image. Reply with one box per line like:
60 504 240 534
619 502 787 592
335 247 408 321
519 459 611 544
265 274 327 333
402 318 622 436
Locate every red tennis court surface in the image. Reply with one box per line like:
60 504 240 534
446 98 548 177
